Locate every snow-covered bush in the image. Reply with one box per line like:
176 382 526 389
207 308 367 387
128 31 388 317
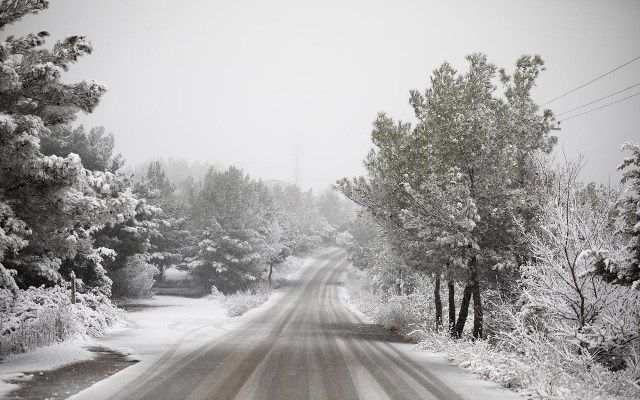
335 231 353 248
346 252 640 398
373 294 424 331
345 266 449 333
217 256 303 317
110 254 159 298
269 256 303 288
220 283 272 317
418 313 640 399
0 286 124 355
519 162 640 371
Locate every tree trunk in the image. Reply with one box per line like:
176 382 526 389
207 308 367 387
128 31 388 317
448 280 456 337
434 276 442 330
396 269 402 295
454 283 473 338
472 276 483 339
267 264 274 285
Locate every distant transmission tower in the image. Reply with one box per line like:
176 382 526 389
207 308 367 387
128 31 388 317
292 137 303 187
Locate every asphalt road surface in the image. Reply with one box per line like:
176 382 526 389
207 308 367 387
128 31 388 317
106 248 510 400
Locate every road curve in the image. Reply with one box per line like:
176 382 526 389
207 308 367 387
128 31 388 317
108 248 491 400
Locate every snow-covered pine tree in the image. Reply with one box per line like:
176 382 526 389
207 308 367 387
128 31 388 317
616 142 640 288
339 54 555 339
594 142 640 288
316 189 355 233
92 176 161 297
41 125 123 172
140 161 189 283
405 54 555 338
0 201 30 294
187 167 271 293
262 219 291 284
338 112 461 331
0 1 136 292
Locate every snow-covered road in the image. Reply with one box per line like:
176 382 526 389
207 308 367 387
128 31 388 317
66 247 521 400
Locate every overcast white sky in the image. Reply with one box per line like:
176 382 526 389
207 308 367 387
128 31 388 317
6 0 640 189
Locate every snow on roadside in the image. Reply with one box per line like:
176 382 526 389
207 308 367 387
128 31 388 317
336 263 523 400
67 249 325 400
0 249 326 399
0 295 226 397
217 255 305 317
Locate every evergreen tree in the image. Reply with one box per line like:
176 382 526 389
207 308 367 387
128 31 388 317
40 125 123 172
271 184 334 253
339 54 555 338
137 161 187 282
0 1 136 293
188 167 270 293
316 189 355 232
595 142 640 288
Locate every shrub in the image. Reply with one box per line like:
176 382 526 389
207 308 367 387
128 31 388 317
0 286 124 355
418 321 640 399
110 255 159 298
269 256 303 288
220 283 272 317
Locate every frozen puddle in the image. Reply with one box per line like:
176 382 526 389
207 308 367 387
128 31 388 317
3 347 137 400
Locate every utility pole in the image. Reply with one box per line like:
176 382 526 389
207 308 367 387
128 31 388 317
292 137 303 187
294 152 302 187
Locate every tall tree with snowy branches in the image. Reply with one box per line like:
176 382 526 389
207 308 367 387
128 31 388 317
187 167 272 293
595 142 640 288
339 54 556 338
0 0 138 293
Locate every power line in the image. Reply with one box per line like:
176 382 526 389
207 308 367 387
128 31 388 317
542 55 640 106
558 91 640 122
555 81 640 116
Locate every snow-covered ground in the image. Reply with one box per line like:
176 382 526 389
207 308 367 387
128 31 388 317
67 253 315 400
1 249 521 400
0 253 316 399
0 295 229 396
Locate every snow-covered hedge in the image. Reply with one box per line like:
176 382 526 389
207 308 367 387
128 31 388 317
0 286 124 355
